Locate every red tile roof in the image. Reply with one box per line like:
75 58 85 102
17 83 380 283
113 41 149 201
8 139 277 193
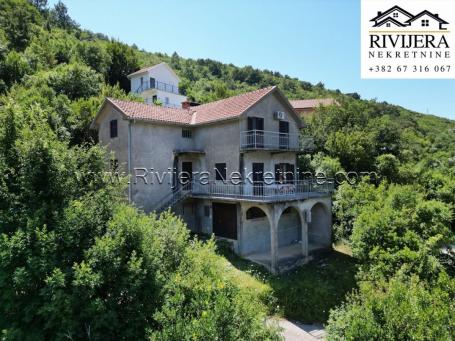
190 86 276 125
107 98 192 125
101 86 282 126
290 98 337 109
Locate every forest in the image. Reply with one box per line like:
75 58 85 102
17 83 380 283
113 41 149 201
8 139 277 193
0 0 454 340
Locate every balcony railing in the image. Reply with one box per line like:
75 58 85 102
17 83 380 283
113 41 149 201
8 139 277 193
189 179 334 201
135 80 180 95
240 130 314 152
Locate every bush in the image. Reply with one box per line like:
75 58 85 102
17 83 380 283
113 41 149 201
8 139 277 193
327 273 455 340
48 63 103 99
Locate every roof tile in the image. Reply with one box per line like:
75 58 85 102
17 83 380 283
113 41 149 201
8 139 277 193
290 98 337 109
105 86 277 126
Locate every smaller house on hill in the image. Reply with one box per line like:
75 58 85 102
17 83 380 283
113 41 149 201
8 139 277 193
290 98 338 117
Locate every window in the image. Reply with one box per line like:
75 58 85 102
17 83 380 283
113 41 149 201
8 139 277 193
215 163 227 181
393 12 398 18
386 23 391 27
275 163 295 184
152 95 157 103
422 19 429 27
204 205 210 217
182 129 192 138
110 119 118 138
246 207 266 220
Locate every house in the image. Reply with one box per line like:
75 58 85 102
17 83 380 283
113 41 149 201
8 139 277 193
405 10 449 31
127 62 187 108
370 5 414 27
91 85 333 273
290 98 337 117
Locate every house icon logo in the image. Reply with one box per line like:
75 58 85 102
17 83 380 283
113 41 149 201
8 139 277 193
370 5 449 30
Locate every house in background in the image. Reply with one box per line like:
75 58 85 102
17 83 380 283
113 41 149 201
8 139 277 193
290 98 337 118
91 85 334 273
128 62 187 108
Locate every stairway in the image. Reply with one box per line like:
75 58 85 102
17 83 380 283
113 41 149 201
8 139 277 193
152 183 192 214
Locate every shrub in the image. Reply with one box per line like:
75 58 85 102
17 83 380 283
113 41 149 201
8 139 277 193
327 273 455 340
48 63 103 99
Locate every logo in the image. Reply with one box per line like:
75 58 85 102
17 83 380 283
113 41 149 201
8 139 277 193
370 6 448 30
361 0 455 79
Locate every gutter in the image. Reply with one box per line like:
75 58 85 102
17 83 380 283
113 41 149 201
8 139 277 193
128 120 133 203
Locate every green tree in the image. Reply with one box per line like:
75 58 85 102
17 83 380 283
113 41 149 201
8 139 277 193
106 40 139 92
327 273 455 341
0 0 41 51
48 63 103 99
49 1 78 30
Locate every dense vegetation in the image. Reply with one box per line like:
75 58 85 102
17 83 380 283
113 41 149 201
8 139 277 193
0 0 454 339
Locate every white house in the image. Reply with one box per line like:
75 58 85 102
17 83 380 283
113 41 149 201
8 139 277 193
127 62 187 108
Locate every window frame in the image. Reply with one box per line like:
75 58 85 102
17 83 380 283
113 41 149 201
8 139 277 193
110 119 118 138
182 129 192 139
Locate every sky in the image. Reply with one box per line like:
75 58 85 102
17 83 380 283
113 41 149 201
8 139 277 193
48 0 455 120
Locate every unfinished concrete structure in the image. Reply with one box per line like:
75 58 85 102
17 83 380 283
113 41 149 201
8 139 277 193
92 80 333 273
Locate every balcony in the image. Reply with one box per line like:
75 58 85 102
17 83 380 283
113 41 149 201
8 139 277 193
189 179 334 203
135 80 180 95
240 130 314 152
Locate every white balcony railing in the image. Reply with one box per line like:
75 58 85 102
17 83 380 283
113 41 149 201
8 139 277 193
190 179 333 201
240 130 314 151
135 80 180 95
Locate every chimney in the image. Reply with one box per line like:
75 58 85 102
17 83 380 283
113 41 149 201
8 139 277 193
182 101 191 109
435 13 439 17
377 11 382 16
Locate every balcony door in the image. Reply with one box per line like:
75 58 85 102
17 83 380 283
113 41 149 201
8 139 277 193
247 117 264 148
149 77 155 89
252 162 264 196
279 121 289 149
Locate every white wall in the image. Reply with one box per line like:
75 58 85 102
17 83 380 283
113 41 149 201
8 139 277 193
130 63 187 108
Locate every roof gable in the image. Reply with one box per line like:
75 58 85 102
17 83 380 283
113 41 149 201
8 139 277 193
376 17 407 27
405 10 449 24
127 62 180 80
370 6 414 22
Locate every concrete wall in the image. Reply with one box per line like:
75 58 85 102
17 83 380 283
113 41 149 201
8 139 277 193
240 91 300 134
97 105 129 172
193 120 241 181
308 201 332 248
240 206 271 255
277 208 301 247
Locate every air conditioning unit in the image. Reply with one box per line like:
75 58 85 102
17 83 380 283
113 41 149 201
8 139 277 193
274 111 286 120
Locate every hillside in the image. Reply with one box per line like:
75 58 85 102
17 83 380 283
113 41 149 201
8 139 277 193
0 1 454 339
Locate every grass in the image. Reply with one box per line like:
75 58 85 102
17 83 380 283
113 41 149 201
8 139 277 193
216 241 357 324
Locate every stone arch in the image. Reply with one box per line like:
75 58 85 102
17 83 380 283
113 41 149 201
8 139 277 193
308 202 331 250
241 205 272 256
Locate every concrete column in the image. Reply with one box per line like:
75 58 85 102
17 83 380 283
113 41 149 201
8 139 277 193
301 210 309 257
270 205 280 274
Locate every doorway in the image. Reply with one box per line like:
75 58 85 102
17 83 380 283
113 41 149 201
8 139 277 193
212 203 237 239
252 162 264 196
